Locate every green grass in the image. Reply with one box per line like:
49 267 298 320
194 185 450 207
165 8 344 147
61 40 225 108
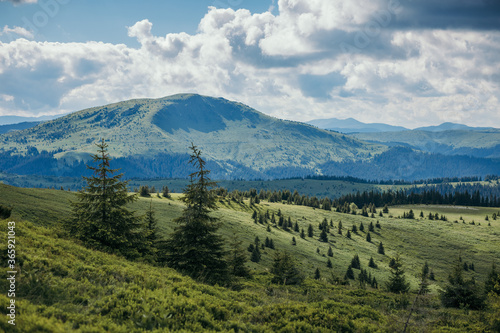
1 184 500 331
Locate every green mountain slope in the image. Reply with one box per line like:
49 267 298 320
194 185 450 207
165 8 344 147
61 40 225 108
0 94 382 173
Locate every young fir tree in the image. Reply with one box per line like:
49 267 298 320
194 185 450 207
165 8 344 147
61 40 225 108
308 224 314 237
227 234 250 278
368 257 377 269
419 261 431 294
386 255 410 294
250 246 261 263
345 265 355 280
369 221 375 232
366 232 372 242
314 268 321 280
327 258 333 268
271 251 303 285
319 228 328 242
162 185 171 198
160 144 228 284
143 200 160 260
378 241 385 255
300 228 306 239
351 254 361 269
327 246 333 257
68 139 144 259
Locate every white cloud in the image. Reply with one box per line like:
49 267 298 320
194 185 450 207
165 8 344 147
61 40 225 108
0 0 499 128
0 25 34 39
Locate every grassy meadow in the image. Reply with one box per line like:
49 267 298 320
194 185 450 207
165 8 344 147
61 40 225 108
1 183 500 331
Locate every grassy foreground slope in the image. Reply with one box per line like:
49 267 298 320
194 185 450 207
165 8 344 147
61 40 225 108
1 184 500 331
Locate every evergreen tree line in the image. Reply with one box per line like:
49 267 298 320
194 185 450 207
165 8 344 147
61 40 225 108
218 183 500 218
334 186 500 209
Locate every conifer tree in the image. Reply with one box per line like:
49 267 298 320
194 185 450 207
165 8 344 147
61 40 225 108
327 258 333 268
368 257 377 268
162 185 171 198
327 246 333 257
308 224 314 237
292 236 297 246
228 234 250 278
271 251 303 285
386 255 410 293
369 222 374 232
378 241 385 255
419 261 431 295
347 230 351 239
250 246 261 263
68 139 144 259
345 265 355 280
139 185 150 197
160 144 228 284
300 228 305 239
319 229 328 242
485 264 500 295
314 268 321 280
143 200 160 260
351 254 361 269
366 232 372 242
441 258 485 309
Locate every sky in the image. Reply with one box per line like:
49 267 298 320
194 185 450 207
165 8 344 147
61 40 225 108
0 0 499 128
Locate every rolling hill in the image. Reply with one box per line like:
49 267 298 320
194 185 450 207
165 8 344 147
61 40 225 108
1 183 499 331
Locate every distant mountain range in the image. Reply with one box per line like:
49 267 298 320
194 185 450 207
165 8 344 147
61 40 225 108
307 117 408 133
307 117 497 133
1 94 499 181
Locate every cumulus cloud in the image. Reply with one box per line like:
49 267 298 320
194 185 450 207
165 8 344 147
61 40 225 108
0 0 499 128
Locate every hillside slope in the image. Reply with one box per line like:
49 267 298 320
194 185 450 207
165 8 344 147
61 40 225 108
1 184 499 331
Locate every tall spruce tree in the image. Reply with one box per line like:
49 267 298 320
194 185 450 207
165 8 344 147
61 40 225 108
68 139 144 259
160 144 228 284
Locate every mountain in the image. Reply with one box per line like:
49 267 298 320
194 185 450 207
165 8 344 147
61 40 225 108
0 121 41 134
1 94 499 181
0 94 383 179
0 114 64 125
415 122 496 132
352 129 500 159
307 117 408 133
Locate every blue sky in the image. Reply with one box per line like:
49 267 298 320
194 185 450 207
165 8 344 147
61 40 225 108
0 0 499 128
